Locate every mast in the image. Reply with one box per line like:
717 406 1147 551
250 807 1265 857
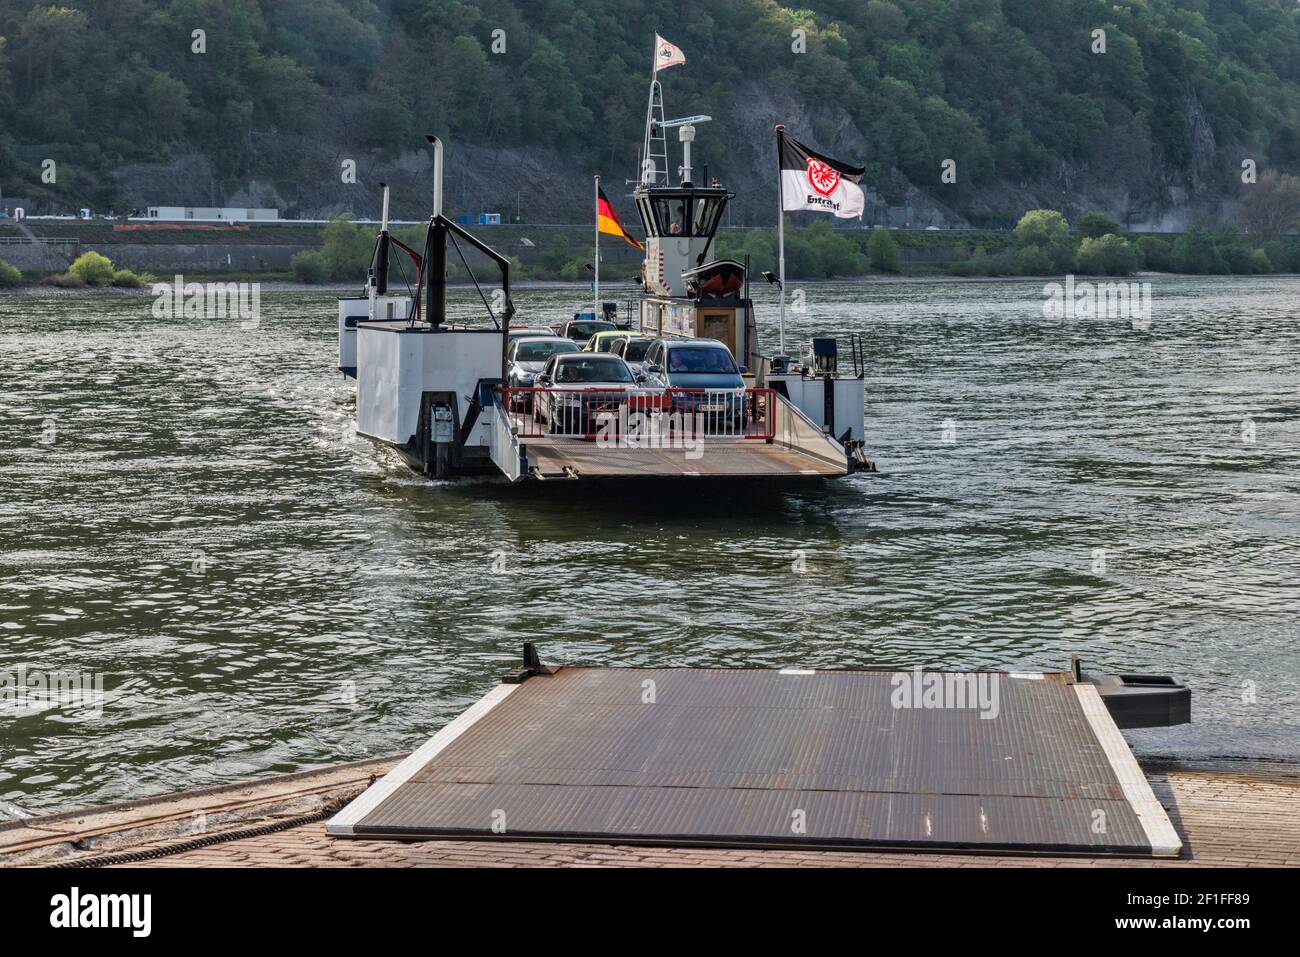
640 75 667 183
775 124 787 357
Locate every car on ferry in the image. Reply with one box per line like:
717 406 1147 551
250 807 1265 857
533 352 654 435
506 336 581 409
641 337 748 430
583 329 633 353
610 335 655 375
556 317 617 346
507 326 558 347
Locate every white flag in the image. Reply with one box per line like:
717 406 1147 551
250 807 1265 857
778 129 866 219
654 34 685 72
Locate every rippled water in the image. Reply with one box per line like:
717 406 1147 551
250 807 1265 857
1 275 1298 816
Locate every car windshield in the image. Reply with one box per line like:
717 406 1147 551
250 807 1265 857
622 340 651 362
514 340 578 362
595 336 621 353
666 346 737 374
570 321 614 339
554 356 634 384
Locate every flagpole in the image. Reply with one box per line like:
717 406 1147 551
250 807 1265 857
775 124 787 357
594 174 600 320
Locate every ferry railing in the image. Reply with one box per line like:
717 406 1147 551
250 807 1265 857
662 388 775 440
503 387 666 439
502 386 775 441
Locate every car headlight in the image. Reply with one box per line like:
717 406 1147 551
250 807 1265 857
515 373 535 386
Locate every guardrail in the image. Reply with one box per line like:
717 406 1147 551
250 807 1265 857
502 386 775 441
0 237 81 245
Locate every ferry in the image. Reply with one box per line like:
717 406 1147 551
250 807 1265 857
337 85 873 482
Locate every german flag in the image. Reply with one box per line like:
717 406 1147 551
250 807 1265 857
597 185 644 251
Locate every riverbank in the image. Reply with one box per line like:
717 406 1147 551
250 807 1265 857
6 271 1296 298
3 755 1296 867
8 215 1299 286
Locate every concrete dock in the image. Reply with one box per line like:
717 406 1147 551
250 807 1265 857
3 755 1296 868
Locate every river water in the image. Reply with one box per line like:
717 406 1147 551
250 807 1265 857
1 275 1297 816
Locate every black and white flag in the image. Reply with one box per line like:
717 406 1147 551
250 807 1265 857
779 130 866 219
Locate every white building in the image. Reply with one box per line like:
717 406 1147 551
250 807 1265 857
145 206 280 223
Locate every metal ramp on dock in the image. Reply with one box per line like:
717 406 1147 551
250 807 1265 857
328 660 1183 857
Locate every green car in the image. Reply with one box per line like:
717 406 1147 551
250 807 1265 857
582 329 633 354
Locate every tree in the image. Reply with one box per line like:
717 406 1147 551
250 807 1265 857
1075 235 1139 275
0 258 22 287
1014 245 1052 274
866 229 901 273
321 215 375 280
1239 171 1300 245
291 251 329 283
1077 212 1121 238
0 36 11 113
1014 210 1069 246
1171 230 1229 274
143 72 191 143
14 5 89 98
1137 236 1173 271
68 251 116 286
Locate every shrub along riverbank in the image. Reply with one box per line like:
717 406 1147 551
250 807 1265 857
5 207 1297 291
0 251 152 289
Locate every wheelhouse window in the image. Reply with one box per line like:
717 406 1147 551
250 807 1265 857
638 191 729 238
691 196 725 236
652 198 689 236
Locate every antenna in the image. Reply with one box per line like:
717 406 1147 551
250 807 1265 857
659 116 712 186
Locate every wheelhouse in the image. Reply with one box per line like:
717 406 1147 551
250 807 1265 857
634 186 731 240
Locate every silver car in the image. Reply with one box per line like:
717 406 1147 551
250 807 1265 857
610 335 655 376
533 352 642 435
507 336 580 408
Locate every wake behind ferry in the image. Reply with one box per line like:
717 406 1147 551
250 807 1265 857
336 55 873 482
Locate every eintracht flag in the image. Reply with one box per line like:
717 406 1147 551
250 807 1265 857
654 34 685 72
778 129 866 219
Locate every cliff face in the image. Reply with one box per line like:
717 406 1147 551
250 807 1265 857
10 0 1290 230
101 81 1240 232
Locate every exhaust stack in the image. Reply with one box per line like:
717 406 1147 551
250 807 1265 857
375 182 391 297
426 135 446 328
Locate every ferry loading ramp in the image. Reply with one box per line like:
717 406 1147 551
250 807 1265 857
328 651 1186 858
